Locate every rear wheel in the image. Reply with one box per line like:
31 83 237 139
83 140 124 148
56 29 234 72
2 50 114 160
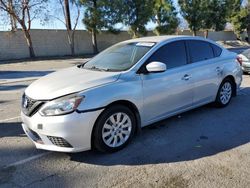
215 79 233 107
93 105 136 152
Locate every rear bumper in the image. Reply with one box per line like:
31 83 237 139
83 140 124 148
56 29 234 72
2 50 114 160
242 62 250 72
21 109 103 153
242 66 250 73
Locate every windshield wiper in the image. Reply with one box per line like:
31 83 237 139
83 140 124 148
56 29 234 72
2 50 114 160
79 64 107 71
81 65 121 72
88 66 109 71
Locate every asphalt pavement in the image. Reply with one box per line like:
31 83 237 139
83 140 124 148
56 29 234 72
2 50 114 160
0 57 250 188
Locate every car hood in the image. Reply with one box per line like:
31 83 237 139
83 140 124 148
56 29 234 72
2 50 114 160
25 66 121 100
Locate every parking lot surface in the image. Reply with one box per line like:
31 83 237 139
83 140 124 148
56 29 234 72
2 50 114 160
0 58 250 188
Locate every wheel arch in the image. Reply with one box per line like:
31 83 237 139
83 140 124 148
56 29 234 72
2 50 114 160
91 100 141 149
223 75 237 97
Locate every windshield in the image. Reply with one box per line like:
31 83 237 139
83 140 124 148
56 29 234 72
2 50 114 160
83 42 155 71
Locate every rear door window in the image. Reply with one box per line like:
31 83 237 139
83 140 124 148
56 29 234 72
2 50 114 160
148 41 187 69
211 44 222 57
187 40 214 63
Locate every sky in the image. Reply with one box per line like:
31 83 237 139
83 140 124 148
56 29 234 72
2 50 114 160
0 0 180 31
0 0 247 31
32 1 180 31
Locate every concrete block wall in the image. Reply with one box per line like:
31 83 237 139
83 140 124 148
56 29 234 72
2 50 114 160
0 29 238 61
0 31 30 60
177 30 238 41
0 30 134 61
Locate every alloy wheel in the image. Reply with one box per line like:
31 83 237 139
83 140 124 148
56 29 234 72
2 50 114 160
102 112 132 148
220 82 232 105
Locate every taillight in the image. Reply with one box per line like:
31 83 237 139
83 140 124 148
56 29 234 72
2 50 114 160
236 56 243 65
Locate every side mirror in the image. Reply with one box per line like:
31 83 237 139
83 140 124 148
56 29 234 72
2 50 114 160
146 62 167 73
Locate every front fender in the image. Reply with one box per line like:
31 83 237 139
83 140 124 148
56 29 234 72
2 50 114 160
77 73 143 116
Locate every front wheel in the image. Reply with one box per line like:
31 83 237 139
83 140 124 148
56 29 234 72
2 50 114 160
93 105 136 152
215 79 233 107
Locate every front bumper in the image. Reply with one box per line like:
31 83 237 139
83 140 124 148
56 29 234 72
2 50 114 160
21 109 103 153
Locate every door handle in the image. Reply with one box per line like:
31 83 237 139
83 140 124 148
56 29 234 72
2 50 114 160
182 74 191 81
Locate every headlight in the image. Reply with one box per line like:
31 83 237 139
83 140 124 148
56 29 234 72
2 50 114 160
39 95 84 116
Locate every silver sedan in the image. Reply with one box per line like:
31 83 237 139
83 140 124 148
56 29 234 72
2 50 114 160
21 36 242 153
238 48 250 74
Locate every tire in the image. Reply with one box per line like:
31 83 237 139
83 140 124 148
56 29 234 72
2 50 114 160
93 105 136 152
243 71 249 75
215 78 234 108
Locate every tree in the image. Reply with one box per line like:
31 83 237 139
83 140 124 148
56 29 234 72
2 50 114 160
80 0 122 54
121 0 154 38
8 0 17 31
201 0 229 38
230 1 250 40
0 0 49 58
53 0 80 56
152 0 179 35
225 0 242 18
64 0 72 30
178 0 204 36
228 0 249 40
179 0 238 37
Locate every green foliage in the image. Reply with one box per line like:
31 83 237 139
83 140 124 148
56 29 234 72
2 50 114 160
225 0 242 18
178 0 239 36
178 0 204 35
201 0 228 32
80 0 122 33
121 0 154 38
153 0 179 35
230 2 250 37
79 0 122 53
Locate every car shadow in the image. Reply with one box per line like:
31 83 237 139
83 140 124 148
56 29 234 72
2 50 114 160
69 95 250 166
0 71 53 79
0 100 9 104
0 85 27 91
0 122 25 138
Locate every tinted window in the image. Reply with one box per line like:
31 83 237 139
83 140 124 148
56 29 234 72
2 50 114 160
148 41 187 69
211 44 222 57
188 40 214 63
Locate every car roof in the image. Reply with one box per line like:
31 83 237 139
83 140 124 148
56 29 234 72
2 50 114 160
123 35 207 43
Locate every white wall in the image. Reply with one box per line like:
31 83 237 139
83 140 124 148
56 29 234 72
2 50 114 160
0 29 238 61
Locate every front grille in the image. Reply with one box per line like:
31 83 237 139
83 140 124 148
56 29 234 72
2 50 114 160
47 136 73 148
22 94 45 117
